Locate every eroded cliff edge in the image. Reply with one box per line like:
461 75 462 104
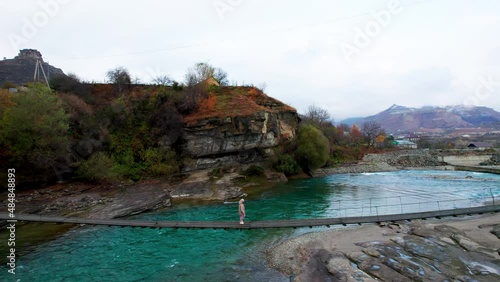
181 86 299 171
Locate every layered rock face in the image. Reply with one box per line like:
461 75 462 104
182 88 299 170
184 111 298 170
184 111 297 156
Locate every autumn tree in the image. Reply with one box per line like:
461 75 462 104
213 68 229 86
152 75 173 86
337 123 351 144
185 62 229 86
350 124 363 145
107 67 131 94
361 121 383 147
302 104 333 128
181 62 228 113
302 104 337 149
375 134 386 148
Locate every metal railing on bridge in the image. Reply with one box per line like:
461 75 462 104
0 189 498 229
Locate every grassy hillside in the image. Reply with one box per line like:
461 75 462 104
184 86 296 125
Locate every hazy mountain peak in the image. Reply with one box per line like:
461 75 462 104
342 104 500 133
384 104 413 114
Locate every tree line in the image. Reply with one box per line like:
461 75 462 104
0 62 234 185
270 105 388 176
1 62 388 185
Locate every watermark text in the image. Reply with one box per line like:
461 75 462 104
213 0 244 21
6 168 17 275
8 0 72 51
464 74 500 106
340 0 403 63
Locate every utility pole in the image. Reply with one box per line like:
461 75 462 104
34 59 50 89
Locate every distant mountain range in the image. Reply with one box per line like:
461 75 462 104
0 49 66 86
342 104 500 133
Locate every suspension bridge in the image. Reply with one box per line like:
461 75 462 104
1 204 499 230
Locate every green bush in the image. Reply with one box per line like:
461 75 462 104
110 149 143 181
273 154 301 176
112 163 142 182
295 124 330 171
0 84 70 169
141 147 179 177
330 145 362 162
77 152 117 181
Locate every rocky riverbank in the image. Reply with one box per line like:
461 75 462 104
267 214 500 281
6 181 172 219
2 168 286 219
313 150 449 176
481 154 500 166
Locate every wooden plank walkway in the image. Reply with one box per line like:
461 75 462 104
1 205 499 229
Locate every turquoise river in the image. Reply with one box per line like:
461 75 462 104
2 170 500 281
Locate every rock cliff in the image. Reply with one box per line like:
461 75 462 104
182 87 299 170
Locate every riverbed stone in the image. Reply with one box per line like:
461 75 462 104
363 247 382 258
88 183 171 218
325 252 376 282
348 251 410 281
451 233 482 251
491 225 500 239
434 224 467 237
269 219 500 281
293 249 334 282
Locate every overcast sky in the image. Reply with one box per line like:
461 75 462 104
2 0 500 120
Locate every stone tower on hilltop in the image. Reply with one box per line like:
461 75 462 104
0 49 66 85
15 49 44 61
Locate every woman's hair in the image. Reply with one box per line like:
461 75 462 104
239 198 244 204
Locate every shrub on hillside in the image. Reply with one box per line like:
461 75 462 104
273 154 301 176
150 103 182 145
295 124 330 172
50 74 90 97
77 152 117 181
142 147 179 176
0 84 70 170
178 84 208 114
2 81 16 89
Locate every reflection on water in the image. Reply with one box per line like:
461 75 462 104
1 170 498 281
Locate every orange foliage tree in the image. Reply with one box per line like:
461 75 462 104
198 93 217 113
350 124 363 145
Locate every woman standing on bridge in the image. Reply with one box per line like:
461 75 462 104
239 199 245 224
